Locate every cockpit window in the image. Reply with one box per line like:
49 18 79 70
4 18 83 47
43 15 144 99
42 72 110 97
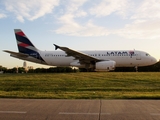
146 53 150 56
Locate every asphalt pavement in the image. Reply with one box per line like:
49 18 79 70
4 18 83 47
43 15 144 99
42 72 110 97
0 99 160 120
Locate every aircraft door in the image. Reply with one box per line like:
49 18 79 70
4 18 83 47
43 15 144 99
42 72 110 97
136 52 141 60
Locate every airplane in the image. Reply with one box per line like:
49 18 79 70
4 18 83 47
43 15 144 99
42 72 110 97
4 29 157 71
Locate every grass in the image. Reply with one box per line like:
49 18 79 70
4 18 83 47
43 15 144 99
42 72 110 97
0 72 160 99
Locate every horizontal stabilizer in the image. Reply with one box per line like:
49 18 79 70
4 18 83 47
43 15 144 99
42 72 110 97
3 50 29 57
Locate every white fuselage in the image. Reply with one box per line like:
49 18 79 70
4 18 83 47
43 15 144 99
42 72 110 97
38 50 157 68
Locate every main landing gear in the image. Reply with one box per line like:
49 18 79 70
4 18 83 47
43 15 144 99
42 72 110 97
135 66 138 72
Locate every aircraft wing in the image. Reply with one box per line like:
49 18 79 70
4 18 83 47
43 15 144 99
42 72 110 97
3 50 29 58
54 44 100 64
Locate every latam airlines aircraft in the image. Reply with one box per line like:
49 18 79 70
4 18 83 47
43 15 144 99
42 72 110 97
4 29 157 71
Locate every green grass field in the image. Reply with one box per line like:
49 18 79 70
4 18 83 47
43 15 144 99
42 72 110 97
0 72 160 99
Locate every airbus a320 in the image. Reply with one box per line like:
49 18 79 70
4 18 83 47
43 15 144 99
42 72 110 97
4 29 157 71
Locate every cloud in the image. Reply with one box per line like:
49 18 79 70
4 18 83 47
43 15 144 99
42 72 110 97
131 0 160 20
55 0 89 36
4 0 59 22
81 22 110 36
53 0 160 39
60 0 88 18
55 0 132 36
0 7 7 18
116 0 160 39
55 1 110 36
116 20 160 39
89 0 131 18
0 13 7 18
65 0 88 13
55 14 82 35
55 19 110 36
2 0 160 39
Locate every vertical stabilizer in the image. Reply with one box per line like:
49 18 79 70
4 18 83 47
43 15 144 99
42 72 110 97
14 29 44 62
14 29 38 54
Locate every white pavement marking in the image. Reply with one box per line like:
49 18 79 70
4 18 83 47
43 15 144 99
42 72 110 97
59 112 99 115
150 113 160 116
59 112 111 115
0 111 27 114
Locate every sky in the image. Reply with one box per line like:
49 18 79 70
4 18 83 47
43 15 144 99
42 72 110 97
0 0 160 68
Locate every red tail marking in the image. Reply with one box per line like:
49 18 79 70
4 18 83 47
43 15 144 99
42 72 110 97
18 43 29 47
16 31 25 36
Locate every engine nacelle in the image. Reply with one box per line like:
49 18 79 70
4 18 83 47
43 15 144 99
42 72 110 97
95 61 116 71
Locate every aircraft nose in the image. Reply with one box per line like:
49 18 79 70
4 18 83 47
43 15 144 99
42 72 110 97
151 57 157 64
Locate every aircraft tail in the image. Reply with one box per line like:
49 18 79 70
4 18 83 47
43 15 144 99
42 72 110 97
14 29 45 62
14 29 38 54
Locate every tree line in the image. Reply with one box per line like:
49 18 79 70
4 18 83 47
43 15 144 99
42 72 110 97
0 61 160 73
115 61 160 72
0 66 78 73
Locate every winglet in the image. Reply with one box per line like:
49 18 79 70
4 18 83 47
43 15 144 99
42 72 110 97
54 44 60 50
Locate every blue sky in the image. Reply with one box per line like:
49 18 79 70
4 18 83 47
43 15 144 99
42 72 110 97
0 0 160 68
